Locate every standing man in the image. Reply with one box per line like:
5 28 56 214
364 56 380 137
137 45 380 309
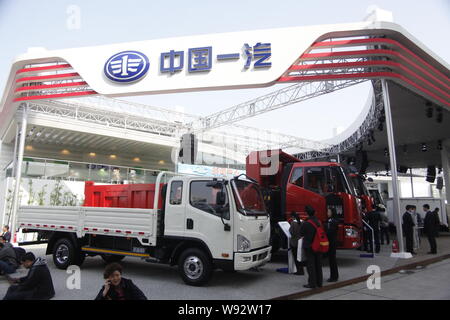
402 205 416 255
1 226 11 243
325 208 339 282
366 206 382 253
423 204 438 254
379 207 390 245
299 205 323 289
289 212 305 275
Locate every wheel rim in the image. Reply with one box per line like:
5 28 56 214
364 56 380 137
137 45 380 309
183 256 204 280
55 244 69 265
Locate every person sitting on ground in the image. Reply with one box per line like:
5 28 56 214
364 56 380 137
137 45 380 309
3 252 55 300
95 263 147 300
1 226 11 243
0 236 19 275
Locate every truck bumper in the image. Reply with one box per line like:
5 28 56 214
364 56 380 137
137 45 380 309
234 246 272 271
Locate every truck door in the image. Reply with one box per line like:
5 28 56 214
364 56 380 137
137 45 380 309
164 180 186 237
186 180 233 259
303 167 327 221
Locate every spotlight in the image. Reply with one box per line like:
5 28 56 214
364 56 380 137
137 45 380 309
370 130 375 142
384 148 389 157
437 140 442 150
421 143 427 152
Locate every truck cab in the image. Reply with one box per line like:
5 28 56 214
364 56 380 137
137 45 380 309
162 175 272 278
246 149 363 251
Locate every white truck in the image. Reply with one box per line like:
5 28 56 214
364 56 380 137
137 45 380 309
16 172 272 286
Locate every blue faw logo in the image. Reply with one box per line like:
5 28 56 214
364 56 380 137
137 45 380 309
104 51 149 83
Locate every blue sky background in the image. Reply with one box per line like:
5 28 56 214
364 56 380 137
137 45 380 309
0 0 448 140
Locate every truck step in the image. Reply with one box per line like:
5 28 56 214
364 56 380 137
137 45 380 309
81 246 150 258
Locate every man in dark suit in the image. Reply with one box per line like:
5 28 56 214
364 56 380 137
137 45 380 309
325 207 339 282
299 205 323 289
1 226 11 243
402 205 416 255
423 204 438 254
366 206 382 253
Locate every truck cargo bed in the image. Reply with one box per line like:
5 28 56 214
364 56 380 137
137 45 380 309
18 205 158 245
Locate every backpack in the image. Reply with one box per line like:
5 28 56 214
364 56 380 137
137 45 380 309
308 220 329 253
13 247 26 264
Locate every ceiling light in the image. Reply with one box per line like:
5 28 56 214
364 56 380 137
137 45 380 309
133 157 141 162
110 154 117 159
61 149 70 155
158 160 165 165
421 143 427 152
89 152 96 157
25 145 33 151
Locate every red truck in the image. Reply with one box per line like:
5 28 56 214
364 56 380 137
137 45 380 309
246 149 363 252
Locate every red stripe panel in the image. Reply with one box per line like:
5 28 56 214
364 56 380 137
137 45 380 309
16 72 80 83
13 90 97 102
16 64 72 74
278 72 450 108
312 38 449 84
15 81 88 93
300 49 449 91
288 60 449 100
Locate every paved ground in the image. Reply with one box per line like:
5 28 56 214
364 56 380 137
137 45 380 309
0 233 448 300
302 258 450 300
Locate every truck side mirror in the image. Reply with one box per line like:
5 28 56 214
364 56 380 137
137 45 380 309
216 191 226 206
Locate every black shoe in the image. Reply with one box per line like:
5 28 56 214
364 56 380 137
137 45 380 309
327 278 338 282
411 252 417 255
303 284 316 289
295 271 305 276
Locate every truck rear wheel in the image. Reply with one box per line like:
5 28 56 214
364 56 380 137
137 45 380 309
178 248 212 286
53 238 84 269
101 254 125 264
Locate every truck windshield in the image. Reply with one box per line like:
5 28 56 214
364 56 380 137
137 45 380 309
305 166 352 195
231 179 267 216
351 176 370 197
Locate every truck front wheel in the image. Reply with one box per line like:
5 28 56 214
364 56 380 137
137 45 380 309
53 238 84 269
178 248 212 286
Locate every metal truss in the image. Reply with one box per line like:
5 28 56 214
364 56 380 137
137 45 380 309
26 99 183 137
190 79 367 133
296 79 385 160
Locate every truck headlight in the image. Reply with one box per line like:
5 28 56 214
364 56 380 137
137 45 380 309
345 228 358 238
237 235 251 252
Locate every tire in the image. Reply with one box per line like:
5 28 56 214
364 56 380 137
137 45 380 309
101 254 125 264
178 248 212 286
53 238 77 269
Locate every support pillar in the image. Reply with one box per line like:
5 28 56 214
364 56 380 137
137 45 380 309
10 105 28 244
441 140 450 226
381 80 411 259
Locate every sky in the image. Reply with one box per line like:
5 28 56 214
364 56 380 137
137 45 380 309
0 0 448 141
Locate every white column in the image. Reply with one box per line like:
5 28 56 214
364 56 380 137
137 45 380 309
10 105 28 244
441 140 450 226
381 80 411 259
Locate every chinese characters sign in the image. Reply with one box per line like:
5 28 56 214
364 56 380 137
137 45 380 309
105 43 271 83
